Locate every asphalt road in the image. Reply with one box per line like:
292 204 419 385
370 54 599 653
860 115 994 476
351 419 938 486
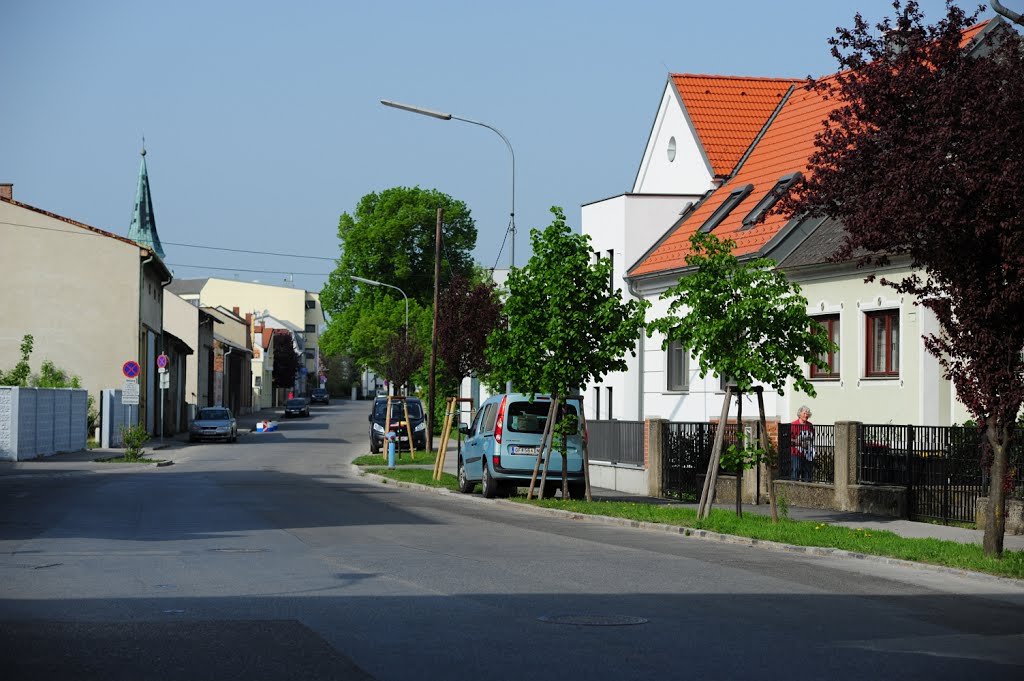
1 400 1022 681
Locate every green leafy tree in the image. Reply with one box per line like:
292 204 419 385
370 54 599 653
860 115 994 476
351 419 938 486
0 334 34 386
487 207 649 499
647 231 837 519
319 186 476 389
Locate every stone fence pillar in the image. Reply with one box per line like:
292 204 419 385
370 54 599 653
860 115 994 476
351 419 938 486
833 421 860 511
646 418 666 498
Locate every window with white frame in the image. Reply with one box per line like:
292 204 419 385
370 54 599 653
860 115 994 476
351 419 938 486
865 309 900 377
810 314 840 379
666 340 688 392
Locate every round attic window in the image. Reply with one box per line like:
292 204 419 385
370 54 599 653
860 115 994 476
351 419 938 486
667 137 677 162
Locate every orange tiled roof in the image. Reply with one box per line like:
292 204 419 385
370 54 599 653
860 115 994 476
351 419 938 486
672 74 802 178
630 80 834 277
632 20 993 278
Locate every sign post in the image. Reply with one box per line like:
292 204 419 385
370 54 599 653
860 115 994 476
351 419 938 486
122 361 141 435
157 354 169 444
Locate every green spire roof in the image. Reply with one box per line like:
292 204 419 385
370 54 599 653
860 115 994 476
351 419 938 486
127 146 165 259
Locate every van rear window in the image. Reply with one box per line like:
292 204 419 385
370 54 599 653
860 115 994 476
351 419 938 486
506 401 579 434
374 401 423 420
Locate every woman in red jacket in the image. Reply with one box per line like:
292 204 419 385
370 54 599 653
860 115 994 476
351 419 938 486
790 406 814 482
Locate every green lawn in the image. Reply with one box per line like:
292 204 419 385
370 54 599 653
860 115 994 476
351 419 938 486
352 450 437 466
370 468 1024 579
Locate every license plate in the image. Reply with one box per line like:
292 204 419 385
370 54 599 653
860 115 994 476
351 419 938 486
400 437 408 442
509 446 540 456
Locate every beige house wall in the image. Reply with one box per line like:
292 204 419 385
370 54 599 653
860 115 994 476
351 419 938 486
163 292 199 405
0 200 143 405
786 263 969 427
191 278 324 386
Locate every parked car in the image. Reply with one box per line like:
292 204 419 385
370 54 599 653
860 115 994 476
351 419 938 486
369 396 427 453
189 407 238 443
457 393 585 499
310 388 330 405
284 397 310 418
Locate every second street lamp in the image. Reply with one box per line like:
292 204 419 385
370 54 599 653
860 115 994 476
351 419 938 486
350 275 408 340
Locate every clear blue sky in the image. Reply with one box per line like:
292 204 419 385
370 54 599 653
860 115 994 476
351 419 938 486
1 0 998 295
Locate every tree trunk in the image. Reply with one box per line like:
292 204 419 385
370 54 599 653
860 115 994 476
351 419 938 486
755 388 779 523
983 420 1010 558
735 391 743 518
527 398 558 500
538 396 560 499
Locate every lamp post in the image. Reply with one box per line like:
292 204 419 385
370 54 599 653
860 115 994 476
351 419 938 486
381 99 518 397
350 276 408 339
380 99 516 269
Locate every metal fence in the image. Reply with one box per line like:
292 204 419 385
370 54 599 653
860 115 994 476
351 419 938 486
777 424 835 485
857 424 1024 524
587 420 645 466
662 422 742 502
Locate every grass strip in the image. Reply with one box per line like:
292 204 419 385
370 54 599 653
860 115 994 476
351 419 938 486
353 450 437 467
510 498 1024 580
373 468 461 490
371 469 1024 579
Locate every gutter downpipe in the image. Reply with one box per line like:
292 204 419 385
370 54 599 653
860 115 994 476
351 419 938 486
137 254 154 431
223 345 234 409
627 277 645 421
991 1 1024 26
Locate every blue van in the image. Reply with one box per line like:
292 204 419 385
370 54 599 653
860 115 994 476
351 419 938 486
457 393 585 498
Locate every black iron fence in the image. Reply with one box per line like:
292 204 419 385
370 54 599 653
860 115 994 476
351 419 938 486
777 424 835 485
662 422 741 502
857 424 1024 524
587 420 645 466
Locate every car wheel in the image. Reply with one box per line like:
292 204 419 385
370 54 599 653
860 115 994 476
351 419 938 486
189 435 196 443
481 462 499 499
370 441 379 454
457 457 475 494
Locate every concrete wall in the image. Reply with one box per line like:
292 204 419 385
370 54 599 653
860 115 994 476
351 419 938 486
0 387 88 461
0 200 142 407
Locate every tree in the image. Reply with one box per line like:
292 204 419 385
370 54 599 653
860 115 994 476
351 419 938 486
647 231 838 520
319 186 476 390
782 2 1024 557
0 334 34 386
436 275 505 387
383 333 425 396
486 207 649 499
271 330 300 393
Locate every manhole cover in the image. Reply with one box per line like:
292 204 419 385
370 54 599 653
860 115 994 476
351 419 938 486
537 614 649 626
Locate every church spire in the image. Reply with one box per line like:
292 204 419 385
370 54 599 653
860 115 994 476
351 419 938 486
126 140 166 259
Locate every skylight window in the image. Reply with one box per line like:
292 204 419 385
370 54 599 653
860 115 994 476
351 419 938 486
698 184 753 234
740 172 802 230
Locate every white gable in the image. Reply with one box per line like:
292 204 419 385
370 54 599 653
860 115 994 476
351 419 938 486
632 81 715 195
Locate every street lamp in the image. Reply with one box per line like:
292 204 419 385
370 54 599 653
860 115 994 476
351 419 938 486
350 276 408 339
380 99 517 269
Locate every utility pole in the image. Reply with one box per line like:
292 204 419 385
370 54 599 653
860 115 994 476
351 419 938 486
427 207 443 453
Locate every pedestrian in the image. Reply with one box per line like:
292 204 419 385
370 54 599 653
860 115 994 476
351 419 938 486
790 406 815 482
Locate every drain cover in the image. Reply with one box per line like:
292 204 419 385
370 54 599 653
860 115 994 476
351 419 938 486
537 614 648 626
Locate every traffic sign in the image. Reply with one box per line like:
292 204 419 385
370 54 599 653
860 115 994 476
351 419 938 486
123 377 140 405
157 353 169 369
159 372 170 390
123 360 140 378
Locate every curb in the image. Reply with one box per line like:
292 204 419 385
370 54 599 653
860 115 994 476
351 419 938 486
352 464 1024 588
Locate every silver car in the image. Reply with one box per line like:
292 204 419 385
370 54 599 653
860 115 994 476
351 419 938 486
189 407 238 443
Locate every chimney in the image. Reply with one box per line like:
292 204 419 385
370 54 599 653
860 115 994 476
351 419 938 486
232 306 240 317
0 184 12 201
245 312 253 327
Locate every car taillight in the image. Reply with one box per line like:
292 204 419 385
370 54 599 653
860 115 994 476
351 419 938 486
494 395 507 444
493 454 501 468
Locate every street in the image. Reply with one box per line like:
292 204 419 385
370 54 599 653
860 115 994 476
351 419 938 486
1 400 1022 680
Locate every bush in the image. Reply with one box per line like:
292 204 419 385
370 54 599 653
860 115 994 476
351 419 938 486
119 423 150 462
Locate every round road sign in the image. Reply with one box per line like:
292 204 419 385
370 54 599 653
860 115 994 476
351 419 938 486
123 361 141 378
157 354 169 369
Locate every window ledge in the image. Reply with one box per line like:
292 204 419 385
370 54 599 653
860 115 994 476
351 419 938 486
662 390 689 396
